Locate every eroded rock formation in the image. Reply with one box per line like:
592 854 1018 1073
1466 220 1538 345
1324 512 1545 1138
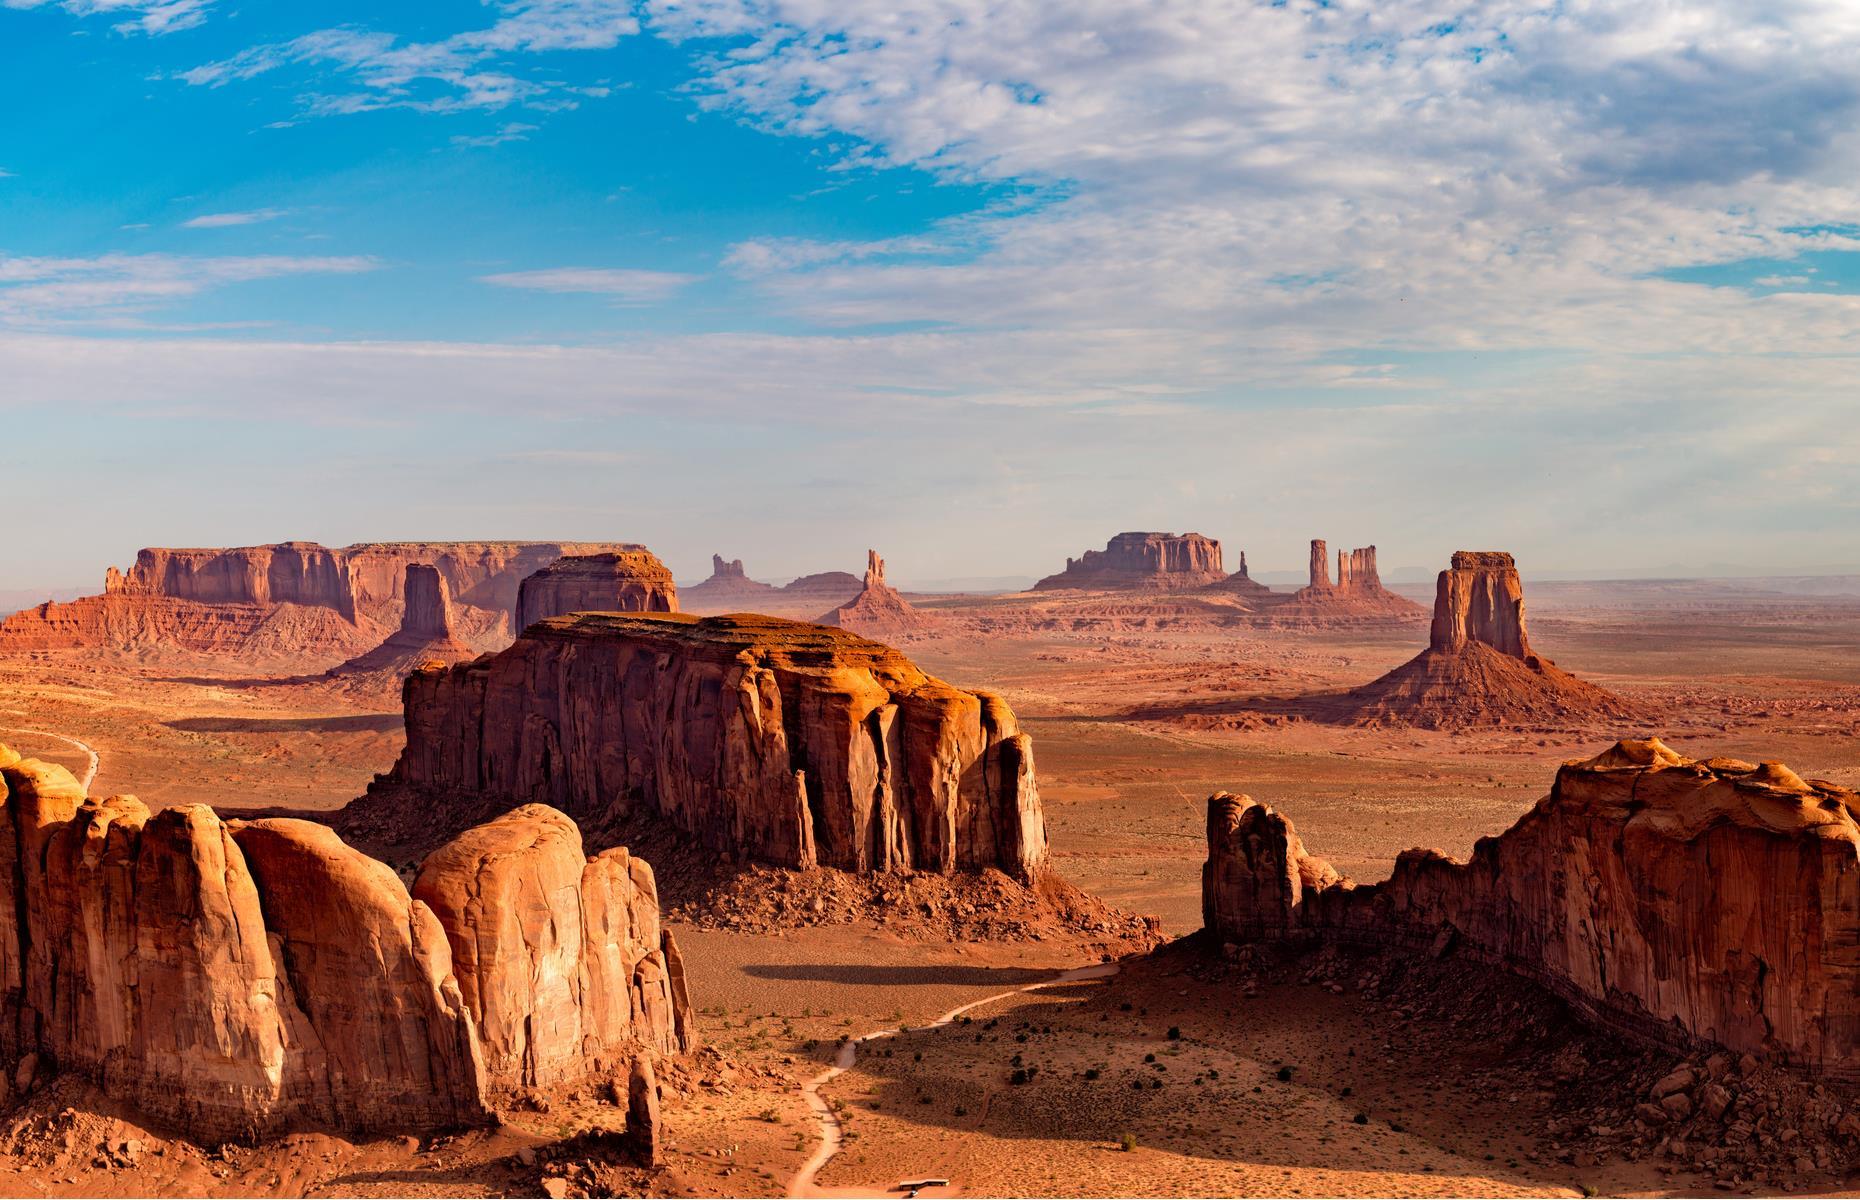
1203 739 1860 1076
1034 532 1226 592
1338 550 1633 726
1202 549 1272 597
0 752 690 1144
778 570 863 604
370 612 1046 880
0 541 646 657
680 555 781 611
819 551 939 637
323 564 476 687
515 550 679 631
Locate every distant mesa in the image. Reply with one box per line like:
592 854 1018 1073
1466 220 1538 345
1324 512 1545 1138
778 569 863 603
0 541 648 661
1336 550 1636 727
1034 531 1227 592
680 554 780 609
515 548 678 630
322 564 477 687
818 550 940 638
353 611 1046 882
1204 738 1859 1075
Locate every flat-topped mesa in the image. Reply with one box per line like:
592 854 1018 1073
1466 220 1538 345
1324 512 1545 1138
1204 739 1860 1077
1337 548 1628 727
0 751 691 1146
1035 532 1226 591
0 540 650 656
374 612 1046 881
323 564 475 685
1431 550 1530 657
819 550 939 637
515 549 679 631
779 570 863 602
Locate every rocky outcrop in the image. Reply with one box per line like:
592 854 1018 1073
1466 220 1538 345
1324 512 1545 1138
371 612 1047 881
681 555 780 611
1203 739 1860 1077
515 550 679 631
1201 549 1272 597
778 571 863 604
1338 550 1633 727
0 541 646 658
0 752 690 1145
818 551 939 638
413 805 691 1102
1034 532 1227 592
322 565 476 688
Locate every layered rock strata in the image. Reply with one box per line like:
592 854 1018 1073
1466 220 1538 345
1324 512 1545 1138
819 551 938 637
515 550 679 631
1034 532 1227 591
1203 739 1860 1076
1339 550 1632 726
0 541 644 656
376 612 1046 880
324 564 476 685
0 750 690 1143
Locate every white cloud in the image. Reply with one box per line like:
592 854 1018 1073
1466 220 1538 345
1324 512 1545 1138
180 208 287 228
3 0 211 35
451 121 539 148
479 267 700 300
0 253 378 327
179 0 638 114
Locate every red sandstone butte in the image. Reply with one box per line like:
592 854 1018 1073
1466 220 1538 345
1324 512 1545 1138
681 554 781 610
372 612 1046 880
0 749 690 1145
1034 532 1226 591
1338 549 1634 726
819 550 939 637
514 549 678 631
1203 738 1860 1077
324 564 476 685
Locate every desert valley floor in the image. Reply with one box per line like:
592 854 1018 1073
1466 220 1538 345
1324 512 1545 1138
3 574 1859 1198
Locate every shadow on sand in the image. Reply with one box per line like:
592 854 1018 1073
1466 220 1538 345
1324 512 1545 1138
164 714 404 735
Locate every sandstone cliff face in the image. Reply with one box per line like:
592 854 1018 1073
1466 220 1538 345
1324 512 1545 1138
379 612 1047 880
413 805 692 1099
323 564 476 688
1204 739 1860 1075
1 541 648 657
1034 532 1226 591
515 550 678 631
0 753 690 1144
818 551 939 638
1430 550 1530 656
1339 549 1630 727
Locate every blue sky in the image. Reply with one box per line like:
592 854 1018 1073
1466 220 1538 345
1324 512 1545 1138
4 0 1860 589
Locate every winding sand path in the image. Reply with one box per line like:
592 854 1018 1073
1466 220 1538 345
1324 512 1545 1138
0 726 100 791
787 961 1120 1198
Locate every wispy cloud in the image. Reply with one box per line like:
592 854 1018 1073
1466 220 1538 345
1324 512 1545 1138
178 0 637 115
479 267 699 300
0 253 377 327
4 0 212 35
451 121 538 148
180 208 287 229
